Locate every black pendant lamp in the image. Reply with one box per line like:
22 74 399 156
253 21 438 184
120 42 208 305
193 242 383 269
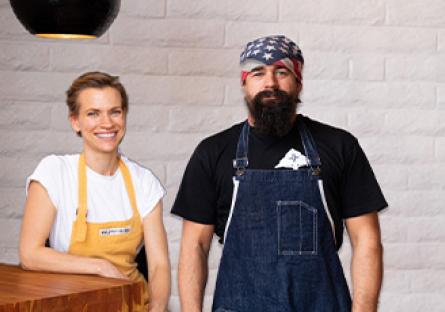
10 0 120 39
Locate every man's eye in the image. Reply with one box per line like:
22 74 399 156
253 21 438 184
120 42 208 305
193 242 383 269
276 70 290 76
87 111 97 117
111 110 122 116
252 71 264 77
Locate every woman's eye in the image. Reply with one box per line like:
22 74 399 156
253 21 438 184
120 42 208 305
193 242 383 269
111 110 122 116
87 111 97 117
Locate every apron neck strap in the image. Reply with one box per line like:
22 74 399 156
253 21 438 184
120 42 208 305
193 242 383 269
232 116 322 175
296 117 322 169
233 121 249 176
77 153 139 216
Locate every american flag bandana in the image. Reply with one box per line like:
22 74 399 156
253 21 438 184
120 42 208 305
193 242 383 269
240 35 304 83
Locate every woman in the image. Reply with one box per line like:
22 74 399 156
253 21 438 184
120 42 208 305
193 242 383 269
19 72 170 311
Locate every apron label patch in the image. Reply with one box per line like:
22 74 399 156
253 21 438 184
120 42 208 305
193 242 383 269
275 148 309 170
99 226 131 236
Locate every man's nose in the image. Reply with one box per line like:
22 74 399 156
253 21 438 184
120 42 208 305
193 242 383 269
264 71 278 89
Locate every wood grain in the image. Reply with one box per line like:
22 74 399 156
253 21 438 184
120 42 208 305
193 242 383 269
0 264 144 312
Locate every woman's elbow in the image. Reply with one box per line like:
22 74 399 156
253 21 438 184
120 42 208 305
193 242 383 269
19 245 38 271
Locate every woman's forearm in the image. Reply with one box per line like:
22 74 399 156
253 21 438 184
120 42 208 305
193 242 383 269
20 245 126 279
148 264 171 311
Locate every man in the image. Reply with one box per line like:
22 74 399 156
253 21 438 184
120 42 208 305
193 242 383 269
172 35 387 312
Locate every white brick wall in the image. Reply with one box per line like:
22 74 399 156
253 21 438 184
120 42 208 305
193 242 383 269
1 0 444 310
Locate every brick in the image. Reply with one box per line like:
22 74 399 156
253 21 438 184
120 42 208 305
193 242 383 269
372 165 409 191
0 188 25 219
302 80 435 109
0 157 45 188
387 0 445 27
168 106 245 133
384 190 445 217
0 247 19 264
120 132 203 161
346 109 387 136
164 214 182 244
408 164 445 190
168 48 240 77
0 130 81 159
169 295 180 312
303 51 349 80
0 71 76 102
349 54 385 81
386 55 445 82
0 43 49 71
385 243 445 270
120 0 165 18
111 17 225 48
224 80 245 106
165 160 188 189
438 85 445 107
50 45 168 75
50 101 76 132
407 270 445 293
0 102 52 130
381 216 445 243
126 105 169 132
437 137 445 162
163 186 178 217
0 219 21 247
0 6 30 40
382 270 411 293
225 21 299 48
298 106 348 128
360 136 434 164
120 75 225 106
279 0 385 25
299 24 436 53
439 31 445 52
167 0 278 22
385 109 445 136
380 294 445 312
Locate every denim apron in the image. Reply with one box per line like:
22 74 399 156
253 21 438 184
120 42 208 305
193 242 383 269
212 119 352 312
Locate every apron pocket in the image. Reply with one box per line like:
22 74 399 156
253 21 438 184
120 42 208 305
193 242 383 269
277 200 318 256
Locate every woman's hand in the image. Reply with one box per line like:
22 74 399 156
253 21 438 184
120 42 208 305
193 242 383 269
95 259 129 280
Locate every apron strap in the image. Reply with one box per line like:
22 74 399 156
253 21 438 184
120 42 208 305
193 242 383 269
233 121 249 176
73 154 88 242
118 159 141 220
73 154 140 242
296 117 322 174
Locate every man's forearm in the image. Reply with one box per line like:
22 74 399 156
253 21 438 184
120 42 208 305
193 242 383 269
178 245 209 312
351 242 383 312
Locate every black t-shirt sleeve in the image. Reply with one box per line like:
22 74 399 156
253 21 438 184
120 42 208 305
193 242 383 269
171 143 217 224
340 137 388 218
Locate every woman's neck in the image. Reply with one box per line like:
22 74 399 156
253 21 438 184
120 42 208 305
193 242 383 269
83 150 120 176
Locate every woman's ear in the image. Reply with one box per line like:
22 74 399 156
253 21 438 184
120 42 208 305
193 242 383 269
69 114 81 134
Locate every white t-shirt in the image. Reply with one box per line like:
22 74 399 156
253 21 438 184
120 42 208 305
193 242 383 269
26 154 166 253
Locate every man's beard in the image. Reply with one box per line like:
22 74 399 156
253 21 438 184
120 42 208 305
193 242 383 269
246 89 299 137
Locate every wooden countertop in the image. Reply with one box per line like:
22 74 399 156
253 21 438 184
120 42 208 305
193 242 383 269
0 263 144 312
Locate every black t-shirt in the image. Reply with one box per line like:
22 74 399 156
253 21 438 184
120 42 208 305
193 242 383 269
171 115 387 249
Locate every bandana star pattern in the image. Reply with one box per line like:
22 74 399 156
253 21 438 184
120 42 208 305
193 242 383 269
240 35 304 83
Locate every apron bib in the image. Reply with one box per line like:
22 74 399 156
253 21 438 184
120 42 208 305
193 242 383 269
68 154 148 310
212 120 352 312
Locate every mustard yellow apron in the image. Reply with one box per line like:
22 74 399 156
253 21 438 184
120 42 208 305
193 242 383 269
68 154 149 310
